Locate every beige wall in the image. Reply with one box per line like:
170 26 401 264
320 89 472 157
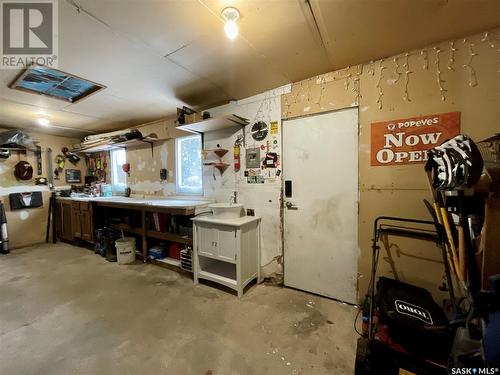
123 89 286 277
281 28 500 301
124 119 186 197
97 27 499 302
0 130 85 249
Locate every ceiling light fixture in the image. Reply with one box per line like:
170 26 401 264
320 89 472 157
221 7 240 40
37 117 50 126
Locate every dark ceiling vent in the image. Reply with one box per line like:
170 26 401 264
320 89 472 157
10 65 106 104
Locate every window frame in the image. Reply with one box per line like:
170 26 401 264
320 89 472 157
175 134 203 196
110 148 127 194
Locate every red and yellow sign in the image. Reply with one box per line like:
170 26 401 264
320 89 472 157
370 112 461 166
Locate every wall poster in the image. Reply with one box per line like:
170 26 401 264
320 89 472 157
370 112 461 166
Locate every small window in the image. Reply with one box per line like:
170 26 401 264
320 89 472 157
110 149 127 194
176 135 202 195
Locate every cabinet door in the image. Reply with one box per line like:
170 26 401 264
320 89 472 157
72 209 82 239
197 224 217 257
216 226 237 262
81 210 92 241
61 203 73 241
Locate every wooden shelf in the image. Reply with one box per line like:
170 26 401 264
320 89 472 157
71 136 168 154
110 223 192 246
110 223 142 235
203 162 229 174
203 148 228 158
146 230 193 246
176 114 249 134
0 147 28 153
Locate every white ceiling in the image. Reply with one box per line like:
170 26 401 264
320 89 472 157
1 0 499 137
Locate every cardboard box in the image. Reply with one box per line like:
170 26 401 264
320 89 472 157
184 113 202 124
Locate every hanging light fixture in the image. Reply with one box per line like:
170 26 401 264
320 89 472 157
221 7 240 40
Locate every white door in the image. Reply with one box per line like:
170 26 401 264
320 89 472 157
283 108 358 303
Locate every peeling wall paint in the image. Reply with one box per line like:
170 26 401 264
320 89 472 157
202 88 287 277
122 88 288 277
282 27 500 301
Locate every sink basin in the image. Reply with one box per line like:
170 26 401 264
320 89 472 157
208 203 244 219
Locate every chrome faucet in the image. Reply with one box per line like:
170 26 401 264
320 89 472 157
229 191 237 204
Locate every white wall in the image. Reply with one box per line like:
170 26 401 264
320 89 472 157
203 86 290 277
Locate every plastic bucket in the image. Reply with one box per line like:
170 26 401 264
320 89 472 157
115 237 136 265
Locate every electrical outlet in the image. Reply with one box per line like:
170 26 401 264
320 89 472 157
246 208 255 216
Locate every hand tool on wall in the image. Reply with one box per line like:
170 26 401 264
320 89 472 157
35 146 42 175
47 148 54 188
0 201 9 254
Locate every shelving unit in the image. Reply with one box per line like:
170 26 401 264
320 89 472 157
71 136 168 154
95 201 197 271
203 148 228 158
176 114 249 134
193 215 261 297
146 230 193 246
198 256 237 286
202 148 230 174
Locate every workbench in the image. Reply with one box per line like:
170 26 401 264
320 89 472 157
56 196 210 268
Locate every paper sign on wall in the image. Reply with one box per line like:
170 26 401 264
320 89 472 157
270 121 279 135
370 112 461 166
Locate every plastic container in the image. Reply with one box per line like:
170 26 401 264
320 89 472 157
148 245 166 260
169 243 183 260
115 237 136 264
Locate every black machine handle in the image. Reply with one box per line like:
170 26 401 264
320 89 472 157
284 180 292 198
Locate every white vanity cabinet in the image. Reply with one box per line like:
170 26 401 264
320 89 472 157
192 215 261 297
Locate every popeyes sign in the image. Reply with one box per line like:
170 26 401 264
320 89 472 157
371 112 461 166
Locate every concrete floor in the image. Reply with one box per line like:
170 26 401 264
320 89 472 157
0 243 357 375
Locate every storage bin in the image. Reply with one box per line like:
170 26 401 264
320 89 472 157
169 243 183 260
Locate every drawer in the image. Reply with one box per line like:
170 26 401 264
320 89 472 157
80 202 90 211
71 201 80 210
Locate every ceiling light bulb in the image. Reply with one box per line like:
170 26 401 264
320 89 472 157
37 118 50 126
224 20 238 40
221 7 240 40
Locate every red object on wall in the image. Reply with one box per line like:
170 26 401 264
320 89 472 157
234 143 241 171
169 243 182 260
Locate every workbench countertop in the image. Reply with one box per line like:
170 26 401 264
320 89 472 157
192 214 261 227
56 196 211 210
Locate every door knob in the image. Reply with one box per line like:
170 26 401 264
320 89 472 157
285 201 298 210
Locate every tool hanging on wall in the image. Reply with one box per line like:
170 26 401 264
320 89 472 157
0 200 9 254
35 145 42 175
14 161 33 180
62 147 81 166
47 148 54 188
54 154 65 180
122 163 130 177
250 121 269 141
